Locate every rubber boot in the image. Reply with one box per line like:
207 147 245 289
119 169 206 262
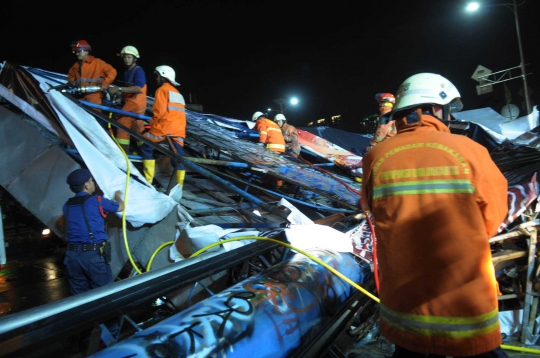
170 169 185 202
176 170 186 189
143 159 156 184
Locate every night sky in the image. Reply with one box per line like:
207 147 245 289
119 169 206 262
2 0 539 130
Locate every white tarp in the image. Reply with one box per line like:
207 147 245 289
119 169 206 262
171 198 354 262
0 63 179 228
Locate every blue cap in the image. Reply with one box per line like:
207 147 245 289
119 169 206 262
66 169 92 186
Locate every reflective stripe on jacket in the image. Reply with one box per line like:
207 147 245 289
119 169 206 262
361 114 508 357
67 55 117 89
254 117 285 153
147 83 186 145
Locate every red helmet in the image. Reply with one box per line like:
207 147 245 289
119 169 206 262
71 40 92 52
375 93 395 104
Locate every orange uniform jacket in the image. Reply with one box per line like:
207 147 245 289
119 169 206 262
67 55 117 104
254 117 285 153
361 114 508 357
281 123 301 155
147 83 186 146
368 118 397 149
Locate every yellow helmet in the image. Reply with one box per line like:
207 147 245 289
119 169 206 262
120 45 140 59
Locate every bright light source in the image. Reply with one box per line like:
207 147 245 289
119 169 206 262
290 97 299 105
42 228 51 236
153 297 165 306
466 2 479 11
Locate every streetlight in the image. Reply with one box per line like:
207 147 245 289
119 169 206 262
466 0 531 115
273 97 299 114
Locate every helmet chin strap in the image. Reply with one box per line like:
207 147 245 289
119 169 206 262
439 104 452 126
158 77 167 86
422 104 451 126
384 103 453 126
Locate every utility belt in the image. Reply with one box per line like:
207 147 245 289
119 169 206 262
67 243 102 251
66 242 112 263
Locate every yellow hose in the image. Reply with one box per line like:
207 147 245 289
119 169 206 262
109 121 142 275
186 235 540 355
500 344 540 354
189 236 379 303
146 241 174 271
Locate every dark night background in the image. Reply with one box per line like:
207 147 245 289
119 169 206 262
1 0 539 131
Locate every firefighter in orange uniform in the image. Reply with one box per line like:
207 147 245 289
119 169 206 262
140 65 186 191
252 111 285 188
67 40 117 106
274 113 300 157
361 73 509 357
252 111 285 153
364 93 396 153
108 46 147 153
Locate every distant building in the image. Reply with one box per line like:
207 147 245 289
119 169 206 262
307 115 343 129
358 114 378 135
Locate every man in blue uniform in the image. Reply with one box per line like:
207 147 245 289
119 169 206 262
62 168 124 339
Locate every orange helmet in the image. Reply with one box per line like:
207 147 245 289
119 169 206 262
71 40 91 52
375 93 395 105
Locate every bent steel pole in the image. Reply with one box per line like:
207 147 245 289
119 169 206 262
0 241 281 355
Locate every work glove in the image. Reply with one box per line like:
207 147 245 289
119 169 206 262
258 142 266 147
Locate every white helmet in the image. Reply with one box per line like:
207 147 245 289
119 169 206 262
394 73 463 114
155 65 180 86
274 113 286 122
252 111 264 121
120 45 140 58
